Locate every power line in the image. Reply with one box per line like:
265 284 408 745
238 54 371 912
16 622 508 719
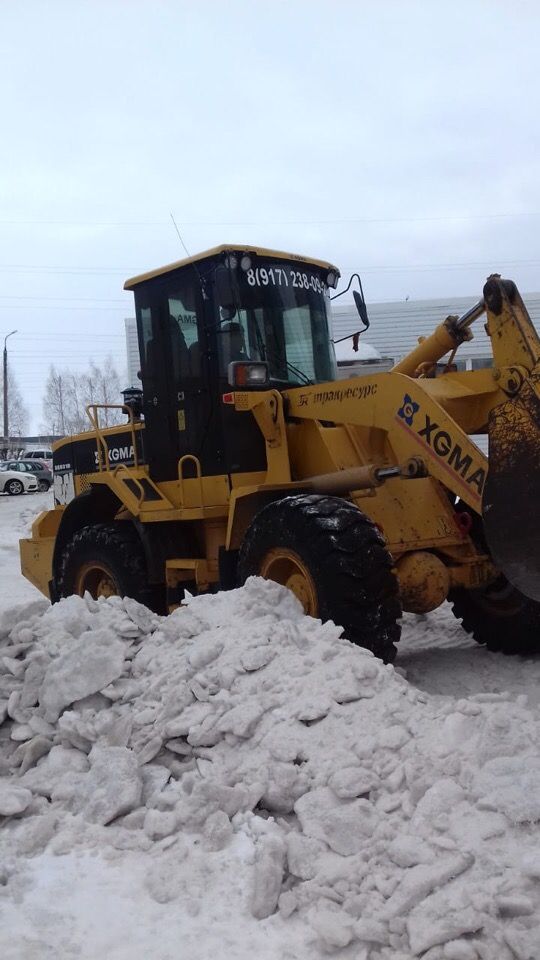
0 256 539 280
0 305 130 311
0 211 539 226
0 295 127 303
12 334 125 340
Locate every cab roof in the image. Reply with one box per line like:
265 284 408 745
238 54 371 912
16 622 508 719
124 244 339 290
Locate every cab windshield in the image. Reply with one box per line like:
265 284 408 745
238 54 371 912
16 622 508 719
216 257 337 385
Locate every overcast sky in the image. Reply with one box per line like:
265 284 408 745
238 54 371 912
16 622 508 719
1 0 539 431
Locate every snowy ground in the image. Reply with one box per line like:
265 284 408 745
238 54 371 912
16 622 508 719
0 494 539 960
0 491 52 610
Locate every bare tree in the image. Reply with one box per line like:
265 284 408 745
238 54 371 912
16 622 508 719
82 357 124 428
0 360 29 436
42 366 67 435
42 356 125 435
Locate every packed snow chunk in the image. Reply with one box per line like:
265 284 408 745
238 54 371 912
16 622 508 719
39 628 127 721
11 734 51 775
388 835 435 868
143 808 178 840
14 810 58 856
503 926 540 960
474 756 540 822
412 779 466 823
294 787 379 856
378 724 410 751
353 918 390 946
218 698 268 738
286 833 326 880
203 810 233 851
407 900 482 955
21 744 89 798
443 942 479 960
310 907 355 950
328 765 378 799
79 745 142 825
521 848 540 880
496 894 534 917
385 853 474 918
0 781 33 816
250 833 286 919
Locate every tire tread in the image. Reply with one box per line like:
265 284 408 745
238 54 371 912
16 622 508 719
238 495 401 662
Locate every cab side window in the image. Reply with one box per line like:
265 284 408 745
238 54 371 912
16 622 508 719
167 280 202 380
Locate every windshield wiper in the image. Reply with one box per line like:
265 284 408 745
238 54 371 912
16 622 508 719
283 361 313 386
267 357 313 387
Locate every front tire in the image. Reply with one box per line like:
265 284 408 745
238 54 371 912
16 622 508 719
6 479 24 496
58 523 153 606
238 495 401 662
450 578 540 655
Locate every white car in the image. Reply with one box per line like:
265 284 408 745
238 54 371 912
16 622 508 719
0 465 38 495
21 449 53 470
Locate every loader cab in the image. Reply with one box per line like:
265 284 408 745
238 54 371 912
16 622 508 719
125 245 339 482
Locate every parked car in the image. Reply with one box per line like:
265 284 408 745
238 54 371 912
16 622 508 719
0 465 38 495
21 449 53 470
3 460 53 492
19 447 53 470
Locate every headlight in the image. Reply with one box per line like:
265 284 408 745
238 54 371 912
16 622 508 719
227 361 269 388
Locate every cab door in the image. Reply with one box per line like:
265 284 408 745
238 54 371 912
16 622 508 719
135 267 212 482
164 276 211 469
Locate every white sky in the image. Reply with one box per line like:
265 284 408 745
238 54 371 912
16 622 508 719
1 0 539 430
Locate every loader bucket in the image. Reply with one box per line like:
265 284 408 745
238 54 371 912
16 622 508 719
483 376 540 601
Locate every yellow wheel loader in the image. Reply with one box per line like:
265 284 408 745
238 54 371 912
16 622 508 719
20 245 540 662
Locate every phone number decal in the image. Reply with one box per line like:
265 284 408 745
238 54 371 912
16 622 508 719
245 266 327 294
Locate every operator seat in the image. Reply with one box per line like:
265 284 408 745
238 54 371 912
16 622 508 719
144 316 190 384
168 315 190 382
220 320 249 372
188 340 201 376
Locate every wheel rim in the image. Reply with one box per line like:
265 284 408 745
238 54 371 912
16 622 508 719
75 562 120 599
259 548 318 616
38 480 48 492
8 481 22 494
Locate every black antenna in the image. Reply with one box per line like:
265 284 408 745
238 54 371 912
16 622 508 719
170 213 191 258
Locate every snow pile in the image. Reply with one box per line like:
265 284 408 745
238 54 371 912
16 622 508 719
1 579 540 958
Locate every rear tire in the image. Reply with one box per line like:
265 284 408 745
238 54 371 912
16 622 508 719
58 523 155 608
238 495 401 663
450 578 540 655
6 479 24 496
38 480 50 492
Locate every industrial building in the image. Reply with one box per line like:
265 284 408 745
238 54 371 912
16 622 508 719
332 291 540 371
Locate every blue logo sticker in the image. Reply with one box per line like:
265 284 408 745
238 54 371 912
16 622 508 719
398 393 419 426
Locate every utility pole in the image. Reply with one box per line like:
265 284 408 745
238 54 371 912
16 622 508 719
58 374 66 434
3 329 17 445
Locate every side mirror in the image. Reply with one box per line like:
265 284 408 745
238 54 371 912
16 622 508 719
215 265 236 309
330 273 370 332
353 289 370 330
